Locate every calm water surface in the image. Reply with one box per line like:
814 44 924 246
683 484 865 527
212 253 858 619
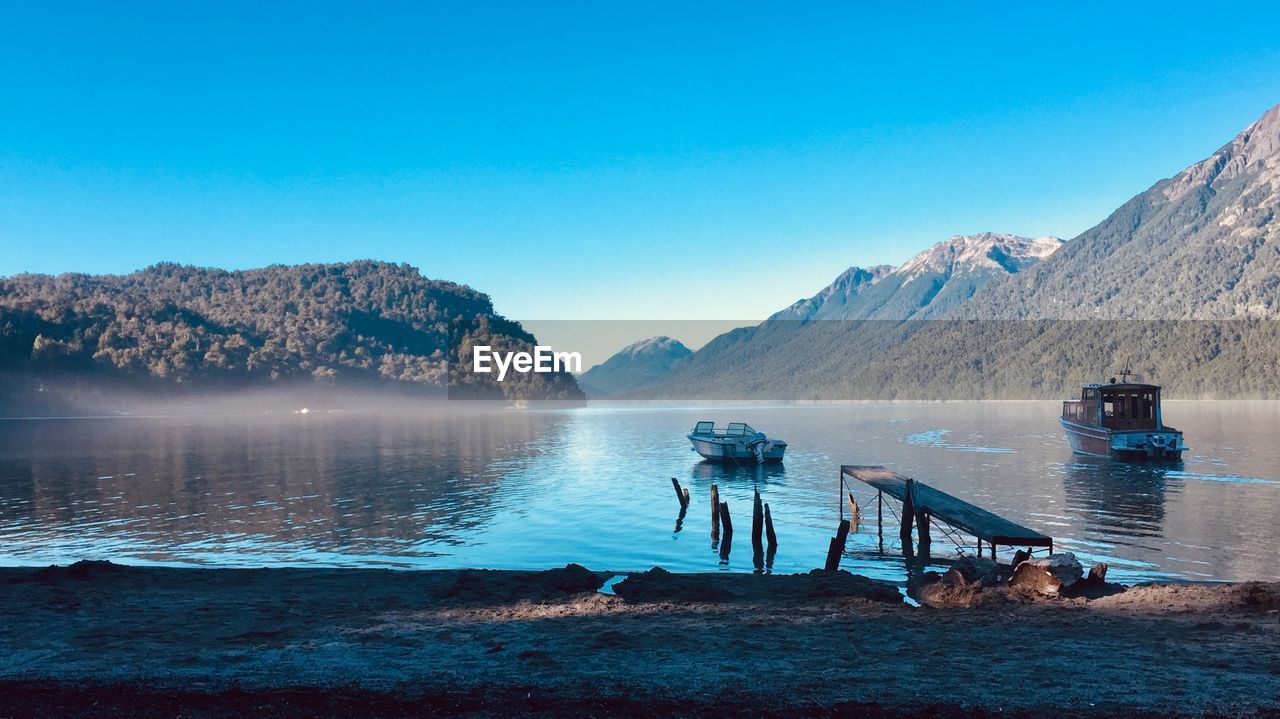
1 402 1277 585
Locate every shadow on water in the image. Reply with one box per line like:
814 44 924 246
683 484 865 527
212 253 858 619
1060 455 1184 540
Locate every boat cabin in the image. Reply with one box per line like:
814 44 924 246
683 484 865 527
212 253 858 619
1061 383 1161 431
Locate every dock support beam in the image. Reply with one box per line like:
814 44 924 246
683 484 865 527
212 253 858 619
916 510 931 555
899 479 915 550
876 490 883 553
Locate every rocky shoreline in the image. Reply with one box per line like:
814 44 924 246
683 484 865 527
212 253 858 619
1 561 1278 717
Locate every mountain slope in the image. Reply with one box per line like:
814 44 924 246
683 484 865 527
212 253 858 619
960 103 1280 319
769 265 892 321
646 102 1280 400
577 336 692 397
0 261 584 409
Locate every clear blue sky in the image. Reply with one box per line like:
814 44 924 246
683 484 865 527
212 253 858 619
2 2 1279 320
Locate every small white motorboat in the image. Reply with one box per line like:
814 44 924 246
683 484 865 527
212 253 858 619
687 421 787 464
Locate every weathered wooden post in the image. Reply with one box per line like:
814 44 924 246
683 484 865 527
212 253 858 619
718 501 733 561
824 519 852 571
671 477 689 509
847 492 860 528
751 490 765 556
710 484 720 539
718 501 733 536
763 503 777 548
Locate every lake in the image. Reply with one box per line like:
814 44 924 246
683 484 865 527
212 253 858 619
1 401 1278 585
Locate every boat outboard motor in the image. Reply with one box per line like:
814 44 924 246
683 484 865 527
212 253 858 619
1149 434 1168 458
747 431 770 464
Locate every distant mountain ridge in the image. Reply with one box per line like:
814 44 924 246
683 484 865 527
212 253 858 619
780 233 1062 322
578 336 691 398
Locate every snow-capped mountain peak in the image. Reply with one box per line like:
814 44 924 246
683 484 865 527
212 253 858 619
895 233 1063 281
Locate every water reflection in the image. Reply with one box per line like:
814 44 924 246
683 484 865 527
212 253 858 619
688 460 786 486
1059 457 1183 539
0 402 1277 583
0 412 560 566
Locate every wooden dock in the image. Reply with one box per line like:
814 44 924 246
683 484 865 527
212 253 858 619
841 465 1053 559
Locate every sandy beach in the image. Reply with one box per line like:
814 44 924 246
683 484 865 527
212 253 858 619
0 561 1276 717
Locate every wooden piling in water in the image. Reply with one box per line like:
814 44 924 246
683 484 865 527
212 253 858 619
751 490 764 555
718 501 733 536
710 484 720 539
824 518 852 571
763 503 777 548
718 501 733 561
847 492 860 528
671 477 688 509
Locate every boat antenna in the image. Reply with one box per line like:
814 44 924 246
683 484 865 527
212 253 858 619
1117 366 1134 383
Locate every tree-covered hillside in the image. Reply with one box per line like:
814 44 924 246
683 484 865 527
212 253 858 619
0 261 583 408
643 102 1280 401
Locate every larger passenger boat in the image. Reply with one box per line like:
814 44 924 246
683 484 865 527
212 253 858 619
1059 374 1185 461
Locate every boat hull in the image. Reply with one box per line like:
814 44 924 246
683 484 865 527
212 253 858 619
1059 418 1183 461
688 436 786 464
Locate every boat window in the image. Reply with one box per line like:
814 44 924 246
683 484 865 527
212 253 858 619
1062 401 1085 422
1100 388 1159 429
693 421 714 434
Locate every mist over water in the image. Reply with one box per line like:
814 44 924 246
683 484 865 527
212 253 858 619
0 401 1276 585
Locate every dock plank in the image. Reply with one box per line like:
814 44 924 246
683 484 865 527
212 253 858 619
842 465 1052 547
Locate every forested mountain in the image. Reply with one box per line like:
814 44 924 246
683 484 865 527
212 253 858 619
644 102 1280 400
577 336 692 397
0 261 583 411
